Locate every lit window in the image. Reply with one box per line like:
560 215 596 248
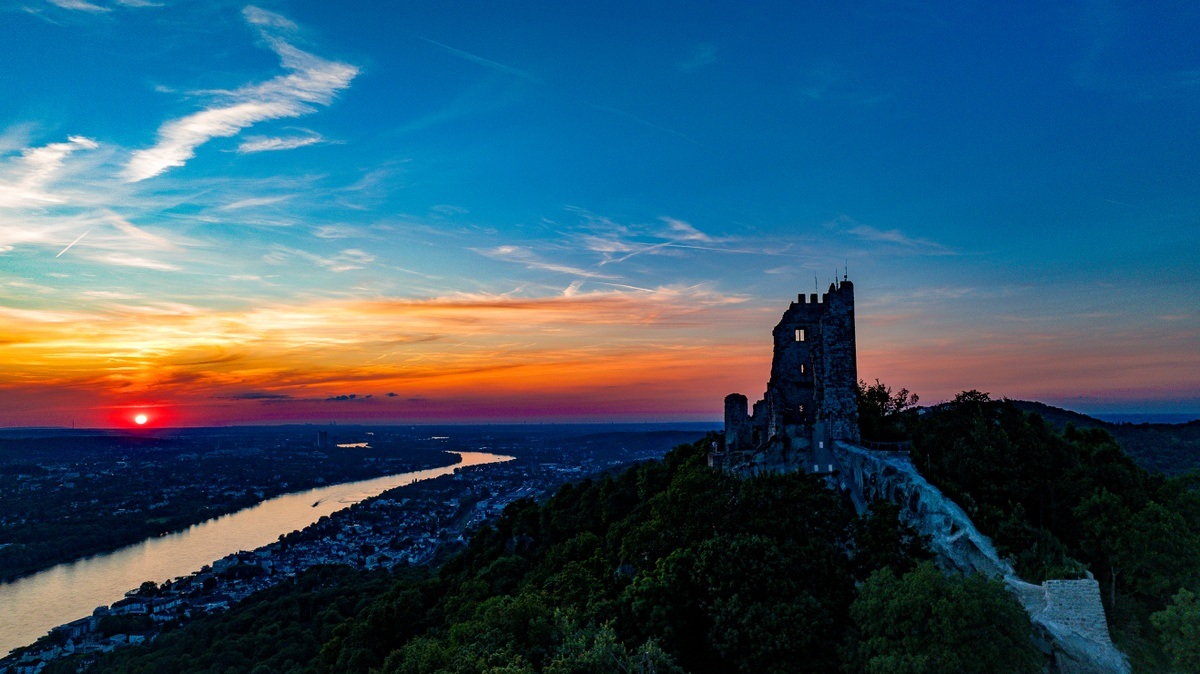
800 363 806 374
795 328 806 341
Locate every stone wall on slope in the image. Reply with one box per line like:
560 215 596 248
833 441 1130 674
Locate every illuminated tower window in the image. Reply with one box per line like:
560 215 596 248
795 328 806 342
800 363 806 374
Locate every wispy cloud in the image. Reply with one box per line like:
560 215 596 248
679 43 717 72
0 136 99 207
87 253 182 271
241 5 295 30
416 35 539 82
476 245 619 279
837 218 956 255
122 7 357 182
104 211 179 251
46 0 160 10
264 245 376 272
661 217 711 242
312 224 364 239
237 133 328 153
220 195 293 210
46 0 109 12
587 104 695 143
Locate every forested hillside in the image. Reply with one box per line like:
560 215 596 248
1010 400 1200 476
59 389 1200 674
68 434 1042 674
860 385 1200 671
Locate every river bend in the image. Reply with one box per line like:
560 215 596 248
0 450 511 655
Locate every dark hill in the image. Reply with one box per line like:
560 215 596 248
1010 400 1200 476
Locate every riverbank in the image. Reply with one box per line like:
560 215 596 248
0 432 461 584
0 451 506 659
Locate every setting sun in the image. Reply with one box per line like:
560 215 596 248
134 414 148 425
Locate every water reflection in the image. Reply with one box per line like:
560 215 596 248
0 451 511 656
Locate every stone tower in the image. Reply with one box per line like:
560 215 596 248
719 278 858 472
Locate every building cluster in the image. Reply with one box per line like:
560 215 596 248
2 439 672 673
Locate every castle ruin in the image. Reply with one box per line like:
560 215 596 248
713 280 1129 672
714 277 859 473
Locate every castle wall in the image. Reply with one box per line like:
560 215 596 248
722 279 859 471
717 282 1126 672
818 282 859 442
833 441 1128 674
723 394 751 451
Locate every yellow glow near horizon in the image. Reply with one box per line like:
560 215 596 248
0 287 774 425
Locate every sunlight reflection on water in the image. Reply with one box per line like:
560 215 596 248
0 451 511 656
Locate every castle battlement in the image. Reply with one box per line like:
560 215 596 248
715 278 858 473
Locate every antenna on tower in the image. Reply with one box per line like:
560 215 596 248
814 275 818 293
844 259 849 281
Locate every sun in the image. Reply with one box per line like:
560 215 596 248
134 414 148 425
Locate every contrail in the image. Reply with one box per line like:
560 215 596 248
56 229 91 258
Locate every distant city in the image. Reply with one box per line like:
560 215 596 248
0 424 714 671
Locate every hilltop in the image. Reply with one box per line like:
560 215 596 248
1010 400 1200 476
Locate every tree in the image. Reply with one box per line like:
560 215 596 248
1121 503 1200 601
850 500 933 581
858 380 919 442
1073 488 1132 606
1152 588 1200 673
544 622 682 674
843 562 1043 674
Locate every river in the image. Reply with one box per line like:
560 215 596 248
0 450 512 656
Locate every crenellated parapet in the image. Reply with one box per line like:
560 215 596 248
716 282 1129 672
721 278 858 472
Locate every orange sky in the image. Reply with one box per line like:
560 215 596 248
3 282 1197 428
3 2 1199 428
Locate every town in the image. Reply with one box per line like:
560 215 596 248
0 425 710 673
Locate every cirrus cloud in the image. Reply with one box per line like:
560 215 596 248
122 7 357 182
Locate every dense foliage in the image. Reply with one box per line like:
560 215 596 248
844 562 1041 674
1152 589 1200 673
76 391 1200 673
1012 400 1200 477
863 388 1200 670
82 437 1044 674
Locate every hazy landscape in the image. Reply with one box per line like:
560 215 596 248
2 1 1198 673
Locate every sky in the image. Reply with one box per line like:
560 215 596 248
0 0 1197 427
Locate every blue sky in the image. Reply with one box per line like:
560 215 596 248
0 0 1197 426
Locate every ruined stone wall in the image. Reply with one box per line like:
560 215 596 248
832 441 1129 674
722 280 859 469
817 281 859 442
1040 580 1113 646
724 394 751 451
